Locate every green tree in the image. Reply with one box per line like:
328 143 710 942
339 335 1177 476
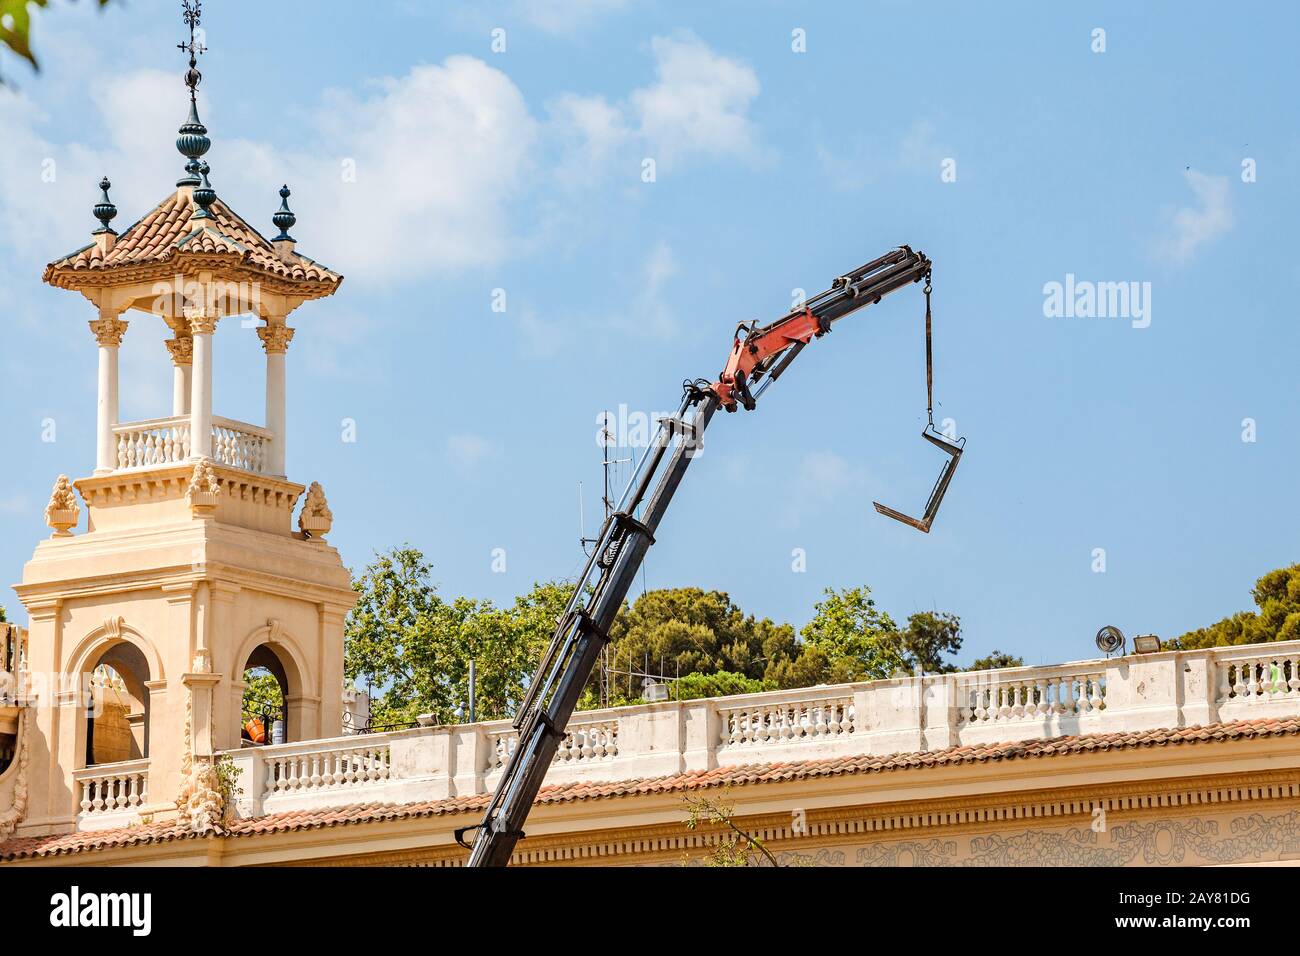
1 0 112 85
607 587 798 686
1173 564 1300 649
0 604 7 622
896 610 963 674
343 546 571 727
791 586 906 682
671 670 772 701
969 650 1025 671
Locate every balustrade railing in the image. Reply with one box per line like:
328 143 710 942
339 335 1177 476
957 665 1107 725
114 416 190 470
488 719 621 770
718 694 855 748
212 417 271 474
264 741 391 797
110 415 273 475
1213 646 1300 706
212 640 1300 823
74 760 149 825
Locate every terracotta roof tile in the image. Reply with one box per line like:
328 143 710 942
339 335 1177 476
43 190 340 287
4 716 1297 862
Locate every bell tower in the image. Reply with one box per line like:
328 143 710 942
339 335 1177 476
12 1 355 837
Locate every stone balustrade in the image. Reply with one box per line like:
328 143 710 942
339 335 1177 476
111 414 272 475
215 639 1300 822
73 759 149 831
211 416 272 474
114 416 191 470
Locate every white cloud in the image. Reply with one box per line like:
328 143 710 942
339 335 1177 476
446 433 501 473
818 119 949 191
1156 170 1234 265
631 33 761 167
264 57 538 282
0 38 758 291
548 92 631 185
515 0 628 34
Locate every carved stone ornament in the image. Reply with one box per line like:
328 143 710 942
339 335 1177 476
165 335 195 366
0 710 31 842
186 459 221 512
256 324 295 355
43 475 80 537
184 306 220 336
88 314 128 347
298 481 333 538
176 695 223 834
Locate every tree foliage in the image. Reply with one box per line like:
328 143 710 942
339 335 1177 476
671 670 772 701
608 587 797 686
343 550 987 722
344 547 570 727
1173 564 1300 650
0 0 112 84
969 649 1025 670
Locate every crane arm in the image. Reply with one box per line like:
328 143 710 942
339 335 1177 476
714 246 931 411
459 246 940 866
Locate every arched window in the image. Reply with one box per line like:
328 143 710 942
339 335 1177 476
85 643 150 766
240 645 290 745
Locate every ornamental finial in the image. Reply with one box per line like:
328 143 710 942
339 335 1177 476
175 1 210 187
178 0 205 101
272 185 296 242
193 162 216 219
44 475 80 537
92 177 117 234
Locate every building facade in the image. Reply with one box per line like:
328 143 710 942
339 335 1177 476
1 13 1297 869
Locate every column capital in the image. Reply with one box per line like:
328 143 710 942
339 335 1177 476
257 324 295 355
184 306 220 336
165 334 195 366
88 314 128 347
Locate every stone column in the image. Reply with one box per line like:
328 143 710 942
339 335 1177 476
187 308 218 459
89 312 128 475
257 323 294 477
165 334 194 417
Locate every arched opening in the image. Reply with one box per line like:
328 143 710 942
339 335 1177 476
85 642 150 766
240 645 289 746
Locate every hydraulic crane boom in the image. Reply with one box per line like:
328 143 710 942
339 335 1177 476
458 246 951 866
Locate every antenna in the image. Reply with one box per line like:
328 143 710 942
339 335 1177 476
579 412 631 555
577 411 634 704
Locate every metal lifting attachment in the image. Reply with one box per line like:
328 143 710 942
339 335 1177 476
871 271 966 533
461 246 966 866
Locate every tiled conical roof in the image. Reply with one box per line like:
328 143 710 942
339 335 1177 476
43 189 341 293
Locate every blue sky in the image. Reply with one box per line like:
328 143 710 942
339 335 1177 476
1 1 1296 667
